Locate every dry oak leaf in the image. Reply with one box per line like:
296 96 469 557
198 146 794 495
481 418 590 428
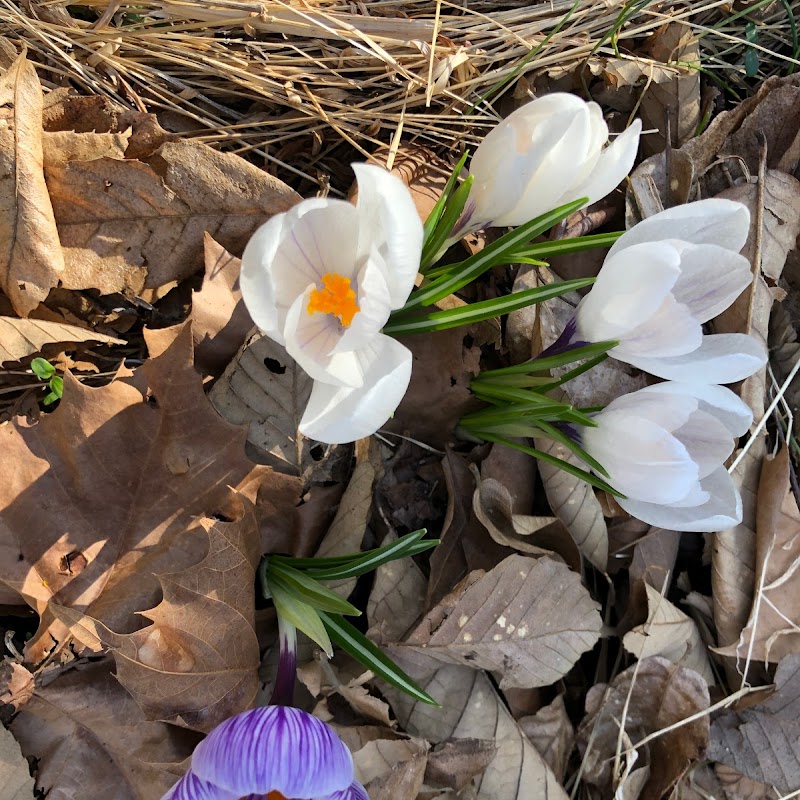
192 233 253 378
518 695 574 784
10 660 198 800
716 445 800 666
50 501 260 733
0 724 34 800
47 139 300 297
0 53 65 316
577 657 710 800
0 315 123 365
708 653 800 794
403 554 602 689
0 323 269 663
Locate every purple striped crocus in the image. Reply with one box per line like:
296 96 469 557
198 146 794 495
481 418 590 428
161 705 368 800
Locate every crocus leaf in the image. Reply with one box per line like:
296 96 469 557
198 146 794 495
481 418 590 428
421 173 474 271
267 563 361 616
422 150 469 250
318 611 439 706
270 583 333 657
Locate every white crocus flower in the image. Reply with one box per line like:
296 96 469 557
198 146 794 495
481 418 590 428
582 382 753 532
464 93 641 230
240 164 423 444
575 199 766 383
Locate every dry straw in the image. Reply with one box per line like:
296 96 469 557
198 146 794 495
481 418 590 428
0 0 796 189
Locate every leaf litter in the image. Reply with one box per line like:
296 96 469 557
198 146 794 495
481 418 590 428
0 25 797 800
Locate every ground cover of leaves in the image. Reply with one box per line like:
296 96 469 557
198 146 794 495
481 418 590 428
0 11 798 800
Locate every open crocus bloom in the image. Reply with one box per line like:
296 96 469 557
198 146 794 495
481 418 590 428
241 163 423 444
575 198 767 383
161 706 367 800
581 382 753 532
464 93 641 230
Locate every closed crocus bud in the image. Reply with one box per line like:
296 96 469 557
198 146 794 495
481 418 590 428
161 705 368 800
575 198 766 383
465 93 641 229
240 163 423 444
581 382 753 532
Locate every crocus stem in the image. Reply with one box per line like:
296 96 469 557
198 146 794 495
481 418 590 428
270 616 298 707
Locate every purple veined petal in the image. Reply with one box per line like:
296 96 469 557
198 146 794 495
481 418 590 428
269 201 361 313
582 410 699 504
283 288 362 389
673 409 736 479
669 242 752 323
610 293 702 360
191 706 355 799
319 780 370 800
160 770 239 800
566 118 642 208
635 382 753 437
625 333 767 383
608 198 751 258
575 241 681 341
299 335 412 444
352 163 423 310
332 252 393 355
619 466 742 532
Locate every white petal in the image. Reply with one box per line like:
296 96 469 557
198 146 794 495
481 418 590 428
352 163 423 309
626 333 767 383
568 118 642 207
670 243 752 323
608 198 750 258
636 382 753 437
300 335 412 444
619 467 742 532
583 410 698 504
674 409 735 478
240 212 288 343
270 200 361 312
611 293 701 360
492 106 593 227
284 288 361 388
575 242 681 341
602 387 697 433
333 253 393 354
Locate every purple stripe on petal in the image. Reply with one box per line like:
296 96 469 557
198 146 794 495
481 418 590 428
319 780 370 800
160 770 239 800
191 706 354 798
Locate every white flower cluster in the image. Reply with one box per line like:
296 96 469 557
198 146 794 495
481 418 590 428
240 93 765 532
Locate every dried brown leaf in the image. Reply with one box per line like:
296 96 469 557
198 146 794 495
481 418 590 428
50 501 260 732
578 657 710 800
712 440 764 657
0 53 65 316
518 695 574 783
630 527 680 594
0 725 34 800
404 554 602 689
356 739 429 800
47 140 299 296
472 473 580 571
716 445 800 666
425 739 498 792
0 324 268 663
191 234 253 378
381 654 568 800
209 330 317 476
623 582 714 684
0 315 123 365
42 130 130 166
10 661 196 800
709 653 800 793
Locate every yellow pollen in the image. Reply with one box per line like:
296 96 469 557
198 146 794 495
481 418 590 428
307 273 360 327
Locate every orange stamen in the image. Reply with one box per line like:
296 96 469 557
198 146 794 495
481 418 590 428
267 792 287 800
307 273 360 327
